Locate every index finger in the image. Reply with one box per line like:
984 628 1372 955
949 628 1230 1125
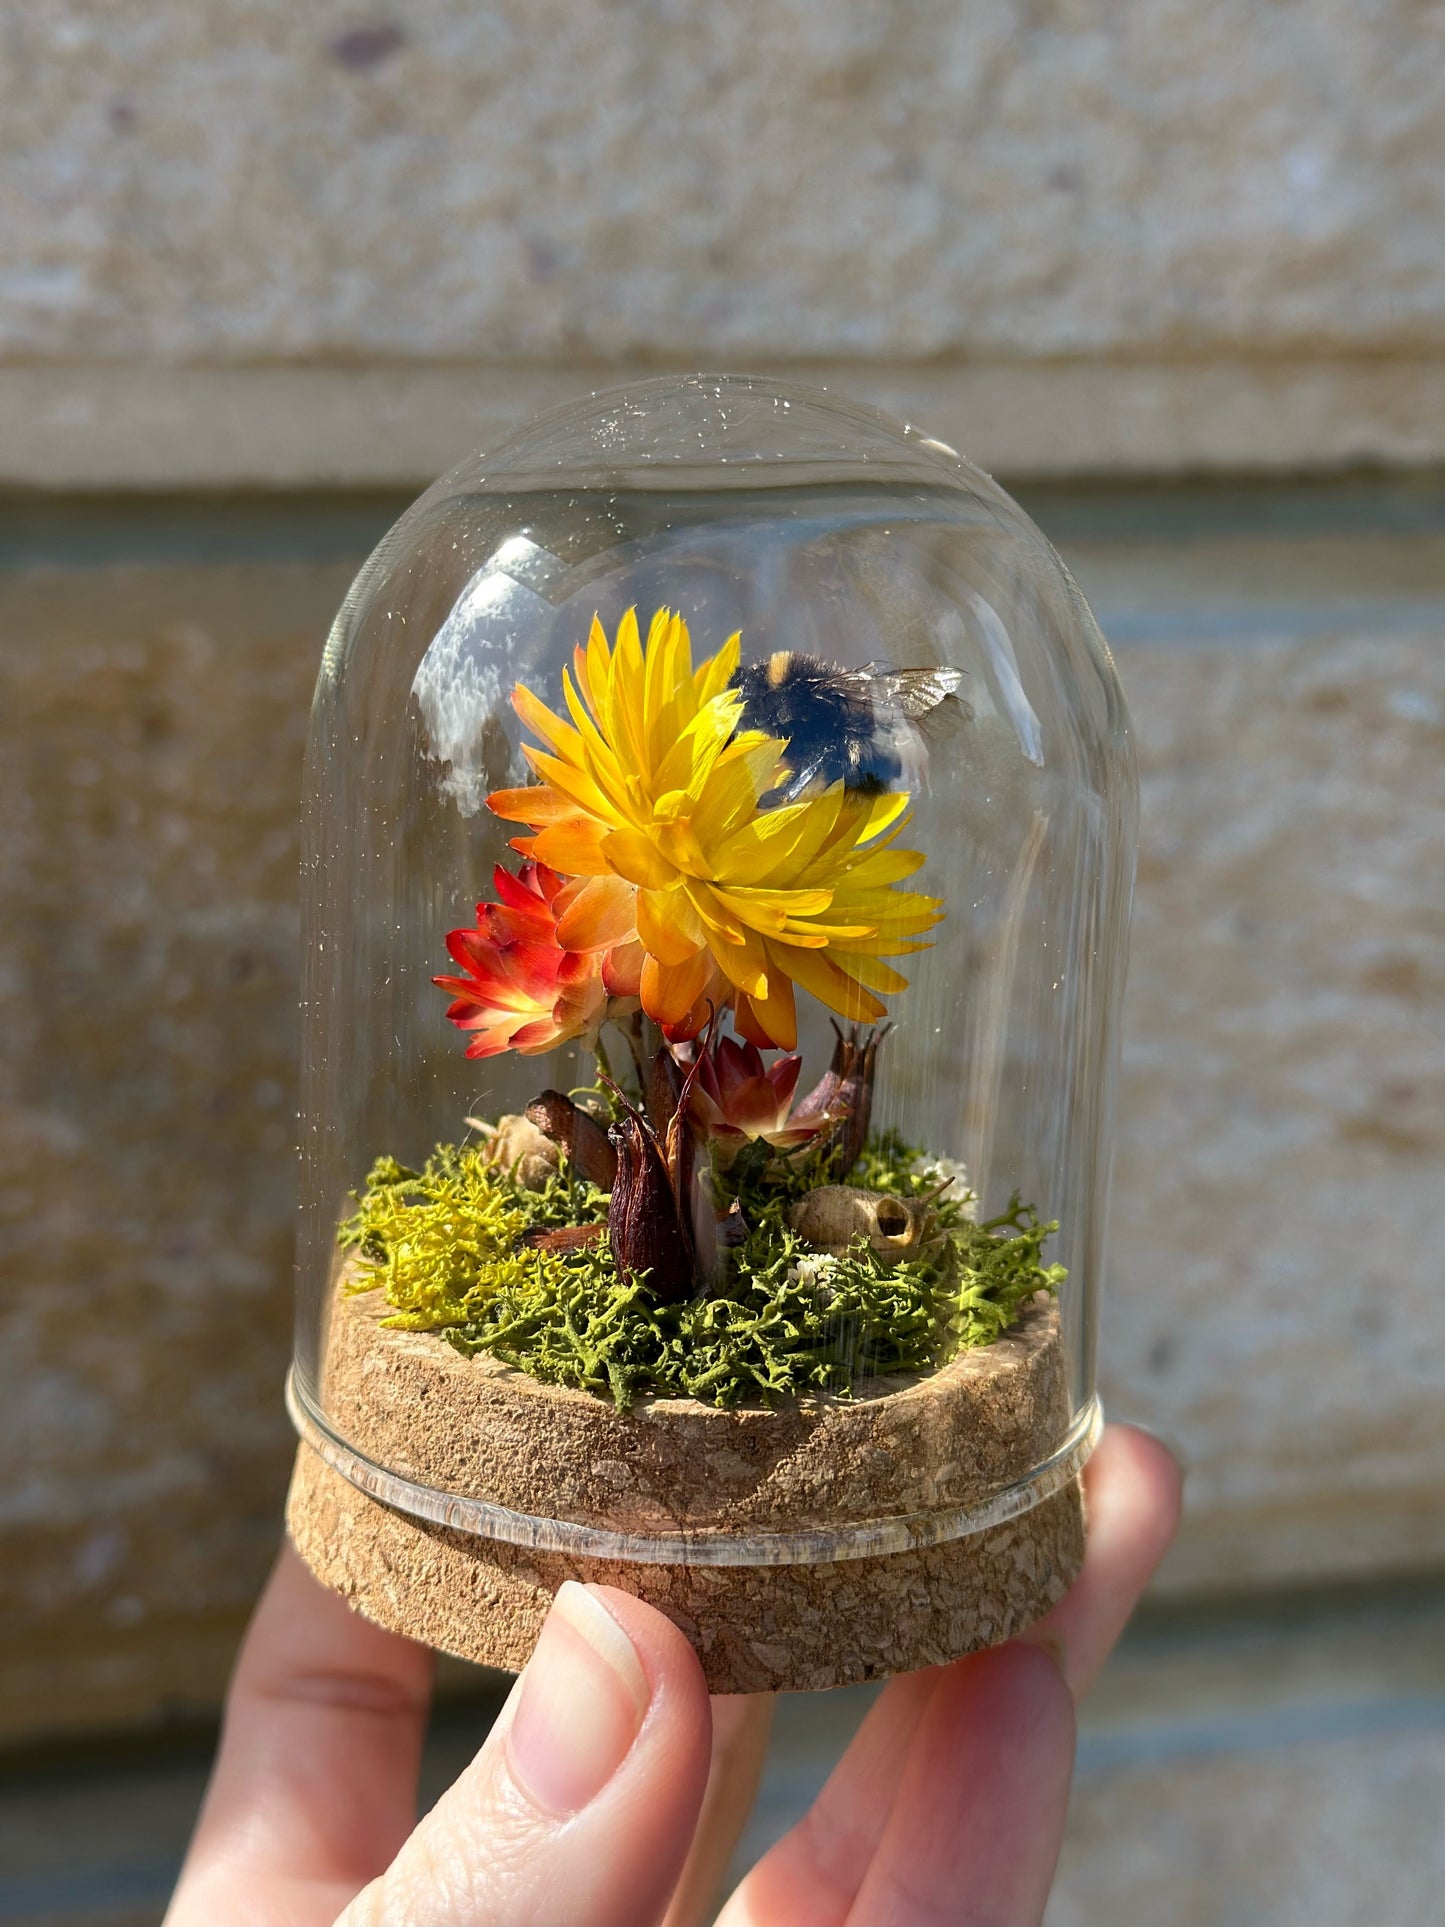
165 1542 435 1927
1019 1423 1184 1696
716 1421 1182 1927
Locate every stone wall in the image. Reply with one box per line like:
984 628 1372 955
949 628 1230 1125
0 562 330 1741
3 1 1443 483
1112 626 1445 1595
10 1 1444 361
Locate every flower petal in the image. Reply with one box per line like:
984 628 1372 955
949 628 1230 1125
772 941 886 1025
734 970 797 1051
486 784 577 828
767 1053 803 1108
532 815 614 876
693 630 741 705
637 885 706 966
601 827 678 890
601 937 644 996
512 683 583 761
554 873 637 951
640 947 716 1029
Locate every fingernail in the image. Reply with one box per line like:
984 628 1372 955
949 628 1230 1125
507 1583 651 1816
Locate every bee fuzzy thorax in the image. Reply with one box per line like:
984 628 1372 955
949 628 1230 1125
732 651 965 803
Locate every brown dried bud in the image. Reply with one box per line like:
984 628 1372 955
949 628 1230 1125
607 1106 696 1304
525 1090 617 1191
644 1044 686 1140
794 1023 888 1177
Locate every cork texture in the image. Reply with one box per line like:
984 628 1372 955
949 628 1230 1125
319 1282 1074 1537
287 1441 1084 1693
288 1285 1082 1689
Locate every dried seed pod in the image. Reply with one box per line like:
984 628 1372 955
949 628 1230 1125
608 1106 696 1304
793 1023 888 1177
485 1114 560 1191
525 1090 617 1190
788 1185 939 1261
645 1044 686 1140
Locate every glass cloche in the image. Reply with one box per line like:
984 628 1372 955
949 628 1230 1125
285 374 1137 1693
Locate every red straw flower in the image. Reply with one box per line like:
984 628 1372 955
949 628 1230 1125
687 1036 821 1153
434 860 611 1058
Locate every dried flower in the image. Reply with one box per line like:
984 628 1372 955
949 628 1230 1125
920 1153 977 1221
488 608 942 1050
433 859 609 1058
784 1251 840 1299
688 1036 820 1154
794 1022 886 1177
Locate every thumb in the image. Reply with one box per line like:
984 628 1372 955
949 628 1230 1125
337 1582 712 1927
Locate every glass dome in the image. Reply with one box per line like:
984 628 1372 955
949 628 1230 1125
287 374 1136 1677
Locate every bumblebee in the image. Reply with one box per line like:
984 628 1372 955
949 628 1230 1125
733 651 966 802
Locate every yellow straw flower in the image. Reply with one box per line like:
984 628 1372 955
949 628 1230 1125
487 608 942 1050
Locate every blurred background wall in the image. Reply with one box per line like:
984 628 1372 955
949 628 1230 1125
2 6 1443 1924
6 0 1445 486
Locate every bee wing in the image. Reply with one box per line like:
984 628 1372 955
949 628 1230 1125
858 666 972 749
915 691 972 753
853 666 971 794
872 665 968 720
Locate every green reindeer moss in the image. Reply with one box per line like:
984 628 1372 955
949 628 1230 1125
337 1131 1064 1412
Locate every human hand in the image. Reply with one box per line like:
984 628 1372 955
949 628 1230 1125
166 1424 1180 1927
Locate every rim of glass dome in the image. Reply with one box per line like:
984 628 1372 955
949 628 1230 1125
415 371 1022 509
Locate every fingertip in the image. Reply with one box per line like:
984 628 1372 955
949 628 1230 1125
235 1540 434 1709
583 1586 714 1812
1089 1421 1186 1553
841 1639 1076 1927
1023 1420 1185 1700
506 1583 658 1820
941 1639 1076 1757
352 1585 715 1924
1117 1417 1191 1484
170 1546 437 1926
585 1583 713 1717
905 1642 1076 1813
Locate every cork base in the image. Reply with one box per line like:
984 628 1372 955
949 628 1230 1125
288 1443 1083 1692
286 1284 1087 1692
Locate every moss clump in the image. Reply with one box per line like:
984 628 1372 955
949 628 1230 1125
337 1133 1064 1411
337 1147 608 1330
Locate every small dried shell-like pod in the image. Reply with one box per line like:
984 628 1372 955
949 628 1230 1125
486 1114 560 1191
789 1185 938 1260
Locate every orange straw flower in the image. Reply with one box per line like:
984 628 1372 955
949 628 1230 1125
487 609 941 1050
